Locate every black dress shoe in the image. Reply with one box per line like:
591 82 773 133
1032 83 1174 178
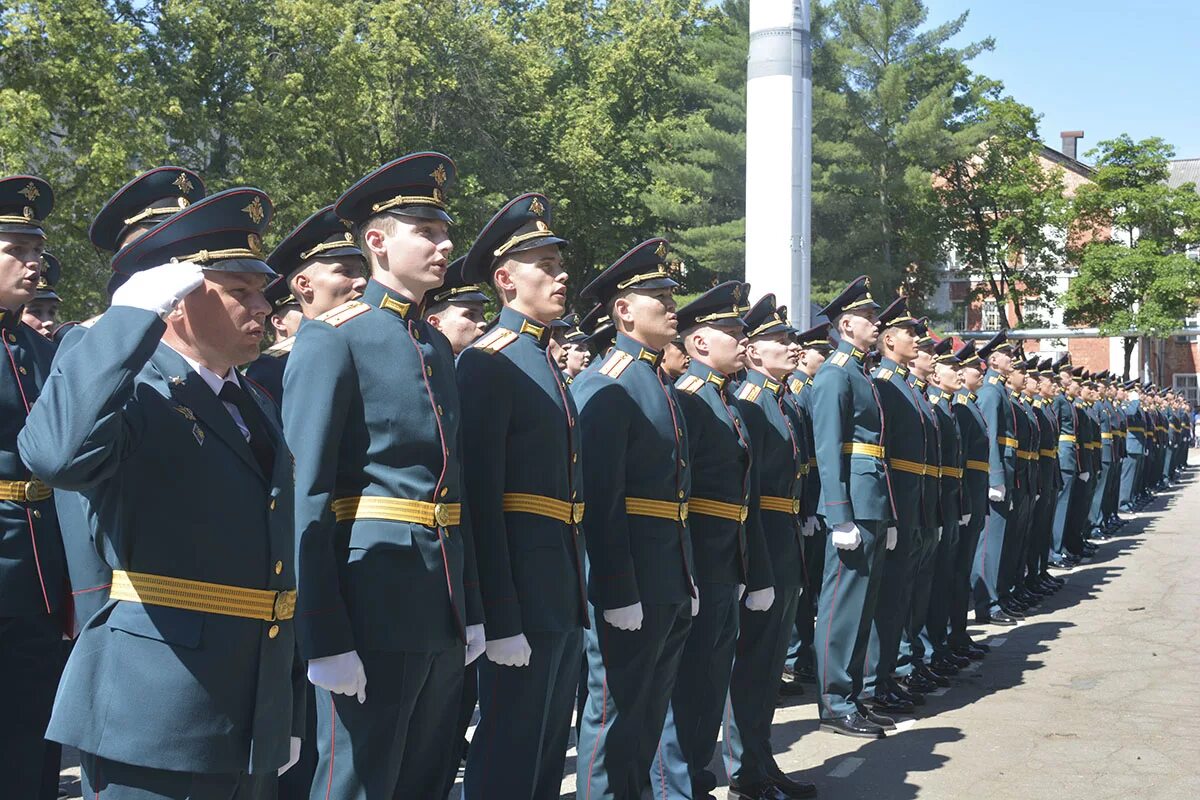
1015 588 1041 604
988 608 1019 625
928 656 960 675
820 712 884 738
1048 559 1072 571
999 602 1025 619
728 782 788 800
901 674 938 694
766 764 819 799
916 663 951 687
860 707 896 729
779 678 806 697
869 691 914 714
953 637 990 653
891 683 925 705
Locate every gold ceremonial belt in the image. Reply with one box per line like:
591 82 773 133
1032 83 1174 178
0 478 51 503
1058 434 1077 443
690 497 749 523
1040 448 1057 457
1086 442 1101 450
888 458 928 476
842 442 885 458
110 570 296 622
1128 426 1145 432
941 466 964 479
502 493 585 525
1017 450 1037 461
807 457 817 466
760 496 801 515
999 436 1019 449
331 496 461 528
1101 432 1114 439
626 497 689 522
966 460 990 473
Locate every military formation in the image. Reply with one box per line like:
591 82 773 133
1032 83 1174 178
0 162 1194 800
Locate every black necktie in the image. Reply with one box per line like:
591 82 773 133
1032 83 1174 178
218 381 276 477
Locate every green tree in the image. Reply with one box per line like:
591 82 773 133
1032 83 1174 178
1063 135 1200 376
935 97 1070 326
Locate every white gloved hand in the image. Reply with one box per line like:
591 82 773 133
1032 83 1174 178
485 633 532 667
603 602 644 631
831 522 862 550
935 526 943 543
690 582 700 617
802 516 817 537
745 586 775 611
959 513 971 525
886 526 898 550
465 623 486 666
1080 472 1091 482
308 650 367 704
1035 494 1041 502
279 736 303 776
112 261 205 318
988 485 1006 502
737 584 746 601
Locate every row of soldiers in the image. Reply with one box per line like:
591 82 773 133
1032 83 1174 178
0 159 1191 800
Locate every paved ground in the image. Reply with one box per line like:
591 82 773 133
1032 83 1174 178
63 462 1200 799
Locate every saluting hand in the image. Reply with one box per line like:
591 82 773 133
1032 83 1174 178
112 260 205 318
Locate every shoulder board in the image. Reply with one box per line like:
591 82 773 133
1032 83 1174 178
737 383 762 402
930 395 941 405
79 313 103 329
263 336 294 358
789 377 805 394
471 327 519 355
874 367 893 381
955 394 968 405
987 375 1000 384
830 351 850 367
599 350 634 379
676 375 705 395
315 300 372 327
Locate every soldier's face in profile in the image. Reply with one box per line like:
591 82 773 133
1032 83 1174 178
841 310 878 348
798 346 827 373
962 364 984 390
662 341 689 378
21 298 60 338
297 257 367 316
747 331 796 378
694 322 746 375
564 342 591 376
269 305 303 340
0 233 44 308
426 301 487 356
366 215 453 295
495 245 567 323
616 287 677 350
935 363 962 391
173 270 272 370
882 324 919 362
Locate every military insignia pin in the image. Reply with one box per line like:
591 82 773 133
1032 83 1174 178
192 423 205 445
655 242 668 259
172 172 194 194
529 197 545 217
174 405 196 422
19 182 40 201
430 163 448 187
242 197 265 224
169 375 184 386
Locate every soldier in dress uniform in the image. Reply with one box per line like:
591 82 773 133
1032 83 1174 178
1050 356 1083 569
579 302 616 361
809 276 895 739
425 255 490 356
1069 370 1101 560
20 186 304 798
723 294 817 800
244 205 368 405
784 322 833 686
997 356 1037 620
21 252 62 338
948 342 991 658
559 312 593 380
1120 381 1148 514
1087 371 1117 541
862 297 925 716
1 175 69 800
651 280 771 800
284 153 486 799
453 193 587 799
971 331 1020 625
1026 359 1064 596
572 238 700 800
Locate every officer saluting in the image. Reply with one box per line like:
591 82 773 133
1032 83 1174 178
810 276 895 739
654 281 771 799
1 175 68 799
455 193 587 799
572 238 698 799
20 187 304 796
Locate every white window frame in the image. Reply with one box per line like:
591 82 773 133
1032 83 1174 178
1173 373 1199 406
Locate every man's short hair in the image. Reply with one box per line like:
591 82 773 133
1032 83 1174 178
357 212 403 268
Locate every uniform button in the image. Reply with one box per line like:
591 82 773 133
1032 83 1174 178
269 499 276 510
680 460 686 467
6 333 14 343
678 490 685 499
436 405 443 415
268 625 280 639
426 366 433 376
572 453 578 463
32 509 41 518
19 366 27 374
413 329 421 340
677 428 683 437
275 561 283 575
440 487 449 497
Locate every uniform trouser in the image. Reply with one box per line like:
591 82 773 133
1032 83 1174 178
863 524 916 698
576 600 691 800
999 485 1032 598
723 585 803 789
1089 459 1113 529
651 583 739 799
465 628 583 800
0 613 63 800
1072 472 1098 545
897 526 939 673
786 528 826 672
80 752 276 800
1025 489 1054 581
814 521 886 719
312 645 464 800
1052 470 1078 557
278 683 317 800
921 511 961 661
950 510 986 646
1104 458 1121 519
1120 454 1142 507
439 660 478 798
972 497 1010 612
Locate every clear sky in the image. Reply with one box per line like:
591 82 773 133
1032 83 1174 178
922 0 1199 161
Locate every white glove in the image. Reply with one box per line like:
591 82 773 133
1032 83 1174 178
465 623 486 666
603 602 644 631
279 736 303 776
831 522 862 550
1080 472 1091 482
112 261 205 318
737 583 746 601
1035 494 1041 502
988 485 1006 502
959 513 971 525
886 526 898 550
745 586 775 611
690 582 700 617
802 516 817 537
935 526 943 543
485 633 532 667
308 650 367 704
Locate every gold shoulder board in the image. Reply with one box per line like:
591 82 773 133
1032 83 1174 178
316 300 372 327
988 375 999 384
599 350 634 379
830 352 850 367
955 394 967 404
875 367 893 380
789 377 805 394
737 383 761 402
79 313 103 329
263 336 294 357
676 375 704 394
472 328 519 355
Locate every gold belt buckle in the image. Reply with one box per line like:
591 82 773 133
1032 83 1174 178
678 502 689 522
433 502 452 528
738 505 749 523
24 479 50 502
792 498 801 515
571 502 585 524
272 590 296 621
